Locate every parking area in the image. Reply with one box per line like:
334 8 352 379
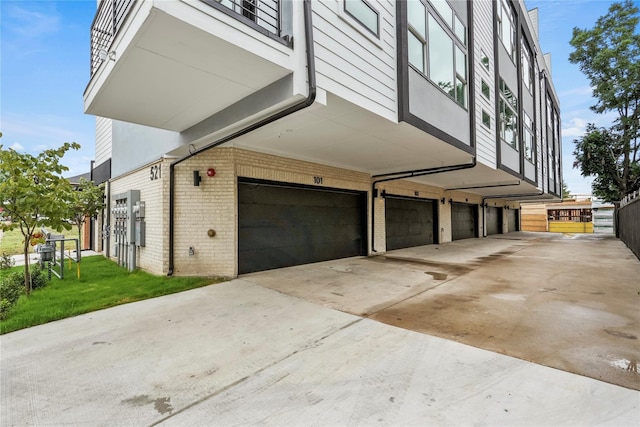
2 232 638 426
247 232 640 391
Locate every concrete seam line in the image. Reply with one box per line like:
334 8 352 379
147 319 363 426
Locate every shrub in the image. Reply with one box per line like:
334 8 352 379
0 271 24 320
0 252 14 270
30 265 49 291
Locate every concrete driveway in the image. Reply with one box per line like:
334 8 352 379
252 232 640 391
1 232 639 426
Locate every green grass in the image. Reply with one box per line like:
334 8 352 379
0 256 225 334
0 225 80 256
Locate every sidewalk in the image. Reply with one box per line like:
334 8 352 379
9 249 99 266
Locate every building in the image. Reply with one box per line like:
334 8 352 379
521 196 615 234
84 0 562 276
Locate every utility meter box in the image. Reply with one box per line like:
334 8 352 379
135 221 146 247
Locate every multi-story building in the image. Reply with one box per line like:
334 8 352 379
84 0 562 277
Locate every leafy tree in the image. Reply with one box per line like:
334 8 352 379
562 181 572 199
569 0 640 203
0 141 80 294
68 178 105 261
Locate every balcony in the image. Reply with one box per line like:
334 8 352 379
84 0 294 132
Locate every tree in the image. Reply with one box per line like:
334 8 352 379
569 0 640 203
562 181 572 199
0 142 80 294
68 178 105 261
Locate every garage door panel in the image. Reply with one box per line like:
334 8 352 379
452 203 477 241
486 207 501 235
238 182 366 274
385 198 436 250
507 209 519 232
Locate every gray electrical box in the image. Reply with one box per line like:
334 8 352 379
135 221 146 247
134 201 145 219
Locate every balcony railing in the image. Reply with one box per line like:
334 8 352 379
90 0 135 76
202 0 281 37
89 0 283 77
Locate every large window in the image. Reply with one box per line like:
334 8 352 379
408 0 467 108
499 78 518 150
497 0 515 60
345 0 379 37
523 112 534 162
521 40 533 93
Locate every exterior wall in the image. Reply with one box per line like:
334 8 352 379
108 159 168 275
172 148 371 277
313 0 397 121
112 121 179 178
473 0 496 168
520 203 547 231
95 117 112 165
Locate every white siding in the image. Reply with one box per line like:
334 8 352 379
95 116 112 165
312 0 397 121
473 0 496 168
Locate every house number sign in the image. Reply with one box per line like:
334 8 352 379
150 165 161 181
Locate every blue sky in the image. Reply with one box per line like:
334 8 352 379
0 0 635 194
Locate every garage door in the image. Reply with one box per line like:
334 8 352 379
385 197 437 250
507 208 519 232
452 202 477 241
486 206 502 235
238 180 366 274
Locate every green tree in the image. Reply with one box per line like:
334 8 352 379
562 181 572 199
569 0 640 203
0 141 80 294
68 178 105 261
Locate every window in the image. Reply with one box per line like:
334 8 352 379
407 0 467 108
523 112 535 162
521 40 533 93
482 110 491 128
481 80 490 99
497 0 515 59
499 78 518 150
345 0 379 37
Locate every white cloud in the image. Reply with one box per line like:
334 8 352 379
9 142 25 152
5 5 60 38
559 86 593 98
562 117 589 138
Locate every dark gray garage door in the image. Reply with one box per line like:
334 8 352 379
238 180 366 274
452 202 477 241
486 206 502 236
507 208 519 232
385 197 437 250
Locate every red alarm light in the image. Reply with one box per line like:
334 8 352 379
206 168 216 177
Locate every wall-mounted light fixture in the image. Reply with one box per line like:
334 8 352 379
98 49 116 62
193 171 202 186
441 198 446 204
448 198 453 204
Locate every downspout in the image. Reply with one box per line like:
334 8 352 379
370 157 476 253
167 0 316 275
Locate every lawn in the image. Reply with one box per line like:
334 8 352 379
0 255 225 334
0 224 80 256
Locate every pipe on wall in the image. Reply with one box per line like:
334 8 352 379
167 0 317 275
370 157 476 253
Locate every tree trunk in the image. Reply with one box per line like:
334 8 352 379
23 239 31 295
